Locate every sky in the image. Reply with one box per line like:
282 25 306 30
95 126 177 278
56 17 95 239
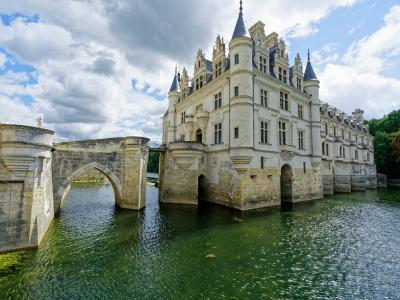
0 0 399 142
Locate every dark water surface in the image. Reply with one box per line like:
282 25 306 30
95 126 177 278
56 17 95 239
1 185 400 299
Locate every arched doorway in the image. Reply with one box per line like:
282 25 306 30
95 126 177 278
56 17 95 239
280 164 293 203
195 129 203 143
198 174 207 202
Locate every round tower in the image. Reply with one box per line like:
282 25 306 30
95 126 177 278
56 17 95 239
229 0 254 150
167 69 180 144
303 50 321 162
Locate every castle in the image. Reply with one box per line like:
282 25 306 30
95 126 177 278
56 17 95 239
159 2 377 210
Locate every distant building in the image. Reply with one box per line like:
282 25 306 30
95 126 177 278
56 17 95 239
160 2 376 210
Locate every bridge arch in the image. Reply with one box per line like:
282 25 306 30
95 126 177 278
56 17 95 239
56 162 123 212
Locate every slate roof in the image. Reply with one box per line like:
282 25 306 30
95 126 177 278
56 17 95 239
169 72 179 92
231 11 248 39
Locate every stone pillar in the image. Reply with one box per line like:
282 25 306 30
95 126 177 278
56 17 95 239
120 137 149 210
0 124 54 253
351 175 367 191
159 142 205 205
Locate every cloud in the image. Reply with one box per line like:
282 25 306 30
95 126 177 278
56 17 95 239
0 52 6 68
318 4 400 119
0 0 364 141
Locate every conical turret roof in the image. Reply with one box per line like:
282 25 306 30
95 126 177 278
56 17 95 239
304 50 318 81
231 1 249 39
169 69 180 92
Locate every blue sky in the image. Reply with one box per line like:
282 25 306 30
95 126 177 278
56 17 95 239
0 0 399 140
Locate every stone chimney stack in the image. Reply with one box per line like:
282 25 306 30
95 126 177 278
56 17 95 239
352 109 364 123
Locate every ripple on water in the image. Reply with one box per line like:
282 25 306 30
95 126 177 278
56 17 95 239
1 186 400 299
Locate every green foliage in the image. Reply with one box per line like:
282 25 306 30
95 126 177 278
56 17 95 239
366 110 400 177
389 131 400 178
147 151 160 173
373 131 390 175
366 109 400 135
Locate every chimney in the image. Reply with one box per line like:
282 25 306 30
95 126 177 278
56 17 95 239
352 109 364 123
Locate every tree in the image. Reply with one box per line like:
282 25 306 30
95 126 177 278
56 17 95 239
389 131 400 178
374 131 390 175
147 151 160 173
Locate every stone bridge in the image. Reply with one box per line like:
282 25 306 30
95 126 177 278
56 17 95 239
0 124 149 253
52 137 149 212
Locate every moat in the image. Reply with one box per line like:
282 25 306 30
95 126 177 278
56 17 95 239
1 185 399 299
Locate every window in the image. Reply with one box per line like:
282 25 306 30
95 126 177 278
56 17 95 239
334 127 336 137
326 143 329 156
297 78 302 90
298 130 304 149
259 56 267 73
215 61 222 78
180 134 185 141
280 91 289 111
279 121 286 145
234 54 239 65
214 123 222 144
195 78 199 90
343 147 346 158
214 92 222 110
298 104 303 119
234 127 239 139
355 150 358 160
325 123 328 134
322 142 325 155
234 86 239 97
199 75 204 88
260 89 268 107
181 111 186 124
260 122 268 143
342 129 345 139
283 69 287 83
261 157 264 169
303 162 306 173
279 67 283 81
367 152 370 161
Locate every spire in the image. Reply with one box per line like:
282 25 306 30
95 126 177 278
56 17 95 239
169 66 180 93
231 0 248 39
304 49 318 81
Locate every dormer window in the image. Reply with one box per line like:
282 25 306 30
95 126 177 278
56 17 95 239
199 75 204 88
259 56 267 73
215 61 222 78
296 78 302 90
278 67 287 83
195 78 199 90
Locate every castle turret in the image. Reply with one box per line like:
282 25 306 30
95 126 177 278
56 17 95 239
303 50 321 163
167 68 180 144
229 0 254 171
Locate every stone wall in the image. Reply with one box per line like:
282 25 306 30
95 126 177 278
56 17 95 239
292 168 323 202
334 175 352 192
351 175 366 191
0 124 54 253
159 142 205 205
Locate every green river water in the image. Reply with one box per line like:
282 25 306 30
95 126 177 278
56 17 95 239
1 184 400 299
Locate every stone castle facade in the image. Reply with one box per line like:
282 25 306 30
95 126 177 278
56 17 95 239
160 3 376 210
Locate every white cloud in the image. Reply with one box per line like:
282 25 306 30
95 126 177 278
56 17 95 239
0 52 6 68
0 0 363 140
319 4 400 119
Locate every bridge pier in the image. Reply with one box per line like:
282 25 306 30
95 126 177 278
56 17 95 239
0 124 55 253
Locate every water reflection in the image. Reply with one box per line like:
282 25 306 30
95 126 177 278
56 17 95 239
0 184 400 299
